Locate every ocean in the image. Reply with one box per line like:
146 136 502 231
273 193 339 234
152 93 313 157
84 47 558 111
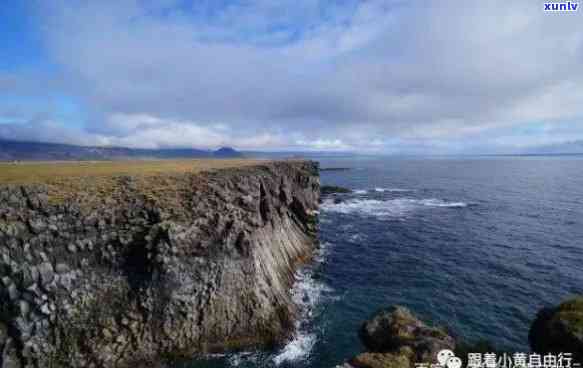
184 156 583 368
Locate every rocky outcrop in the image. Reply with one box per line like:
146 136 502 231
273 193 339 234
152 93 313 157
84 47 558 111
529 297 583 360
0 161 319 367
348 297 583 368
320 186 351 196
360 306 455 362
347 349 413 368
341 306 455 368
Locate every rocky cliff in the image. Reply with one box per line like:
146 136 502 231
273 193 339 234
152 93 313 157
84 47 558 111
0 161 319 367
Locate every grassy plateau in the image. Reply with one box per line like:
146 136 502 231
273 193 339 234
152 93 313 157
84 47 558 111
0 159 265 185
0 159 268 207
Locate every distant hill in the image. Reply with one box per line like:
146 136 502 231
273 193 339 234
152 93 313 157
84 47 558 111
213 147 241 158
0 139 243 161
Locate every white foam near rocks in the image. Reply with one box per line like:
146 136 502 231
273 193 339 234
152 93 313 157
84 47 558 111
373 187 413 193
227 352 257 366
320 198 468 218
220 243 333 367
272 330 316 366
272 242 332 366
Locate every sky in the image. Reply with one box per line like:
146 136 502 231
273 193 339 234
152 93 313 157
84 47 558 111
0 0 582 154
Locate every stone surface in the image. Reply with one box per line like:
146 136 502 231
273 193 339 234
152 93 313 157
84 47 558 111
360 306 455 363
0 322 7 349
335 306 456 368
349 348 413 368
0 161 319 368
529 296 583 360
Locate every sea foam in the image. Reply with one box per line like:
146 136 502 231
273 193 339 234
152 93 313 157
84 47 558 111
321 198 468 218
374 187 413 193
272 242 332 365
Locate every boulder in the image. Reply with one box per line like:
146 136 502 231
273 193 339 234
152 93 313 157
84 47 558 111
359 306 455 364
1 338 22 368
529 297 583 360
349 347 413 368
38 262 54 286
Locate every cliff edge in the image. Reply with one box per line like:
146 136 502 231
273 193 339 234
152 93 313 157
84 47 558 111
0 160 319 367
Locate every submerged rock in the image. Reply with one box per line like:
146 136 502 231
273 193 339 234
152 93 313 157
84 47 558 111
529 296 583 360
321 167 351 172
321 185 352 196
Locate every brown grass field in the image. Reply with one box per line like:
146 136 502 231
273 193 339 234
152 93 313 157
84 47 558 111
0 159 267 185
0 159 270 206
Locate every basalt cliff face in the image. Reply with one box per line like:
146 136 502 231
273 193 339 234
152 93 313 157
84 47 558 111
0 161 319 367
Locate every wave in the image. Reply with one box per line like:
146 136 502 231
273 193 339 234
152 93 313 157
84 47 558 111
272 330 316 366
374 187 413 193
348 233 366 242
418 198 468 208
321 198 468 218
203 243 332 367
352 188 413 195
335 188 413 195
272 242 332 366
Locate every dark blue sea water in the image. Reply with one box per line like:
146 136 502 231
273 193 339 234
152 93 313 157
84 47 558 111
184 156 583 368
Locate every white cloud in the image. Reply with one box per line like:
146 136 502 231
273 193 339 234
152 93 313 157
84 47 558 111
295 138 350 151
0 113 293 150
1 0 582 152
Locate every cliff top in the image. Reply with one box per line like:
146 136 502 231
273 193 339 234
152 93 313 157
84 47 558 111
0 159 275 206
0 159 266 185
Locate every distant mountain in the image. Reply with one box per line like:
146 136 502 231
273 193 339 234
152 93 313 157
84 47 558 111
213 147 243 158
0 139 243 161
524 140 583 155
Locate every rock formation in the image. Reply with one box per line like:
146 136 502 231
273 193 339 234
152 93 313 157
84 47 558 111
0 161 319 367
343 298 583 368
529 297 583 361
320 185 351 196
340 306 455 368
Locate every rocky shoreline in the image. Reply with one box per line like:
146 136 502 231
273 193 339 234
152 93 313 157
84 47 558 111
0 161 320 367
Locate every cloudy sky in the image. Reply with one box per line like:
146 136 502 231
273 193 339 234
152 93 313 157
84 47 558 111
0 0 582 153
